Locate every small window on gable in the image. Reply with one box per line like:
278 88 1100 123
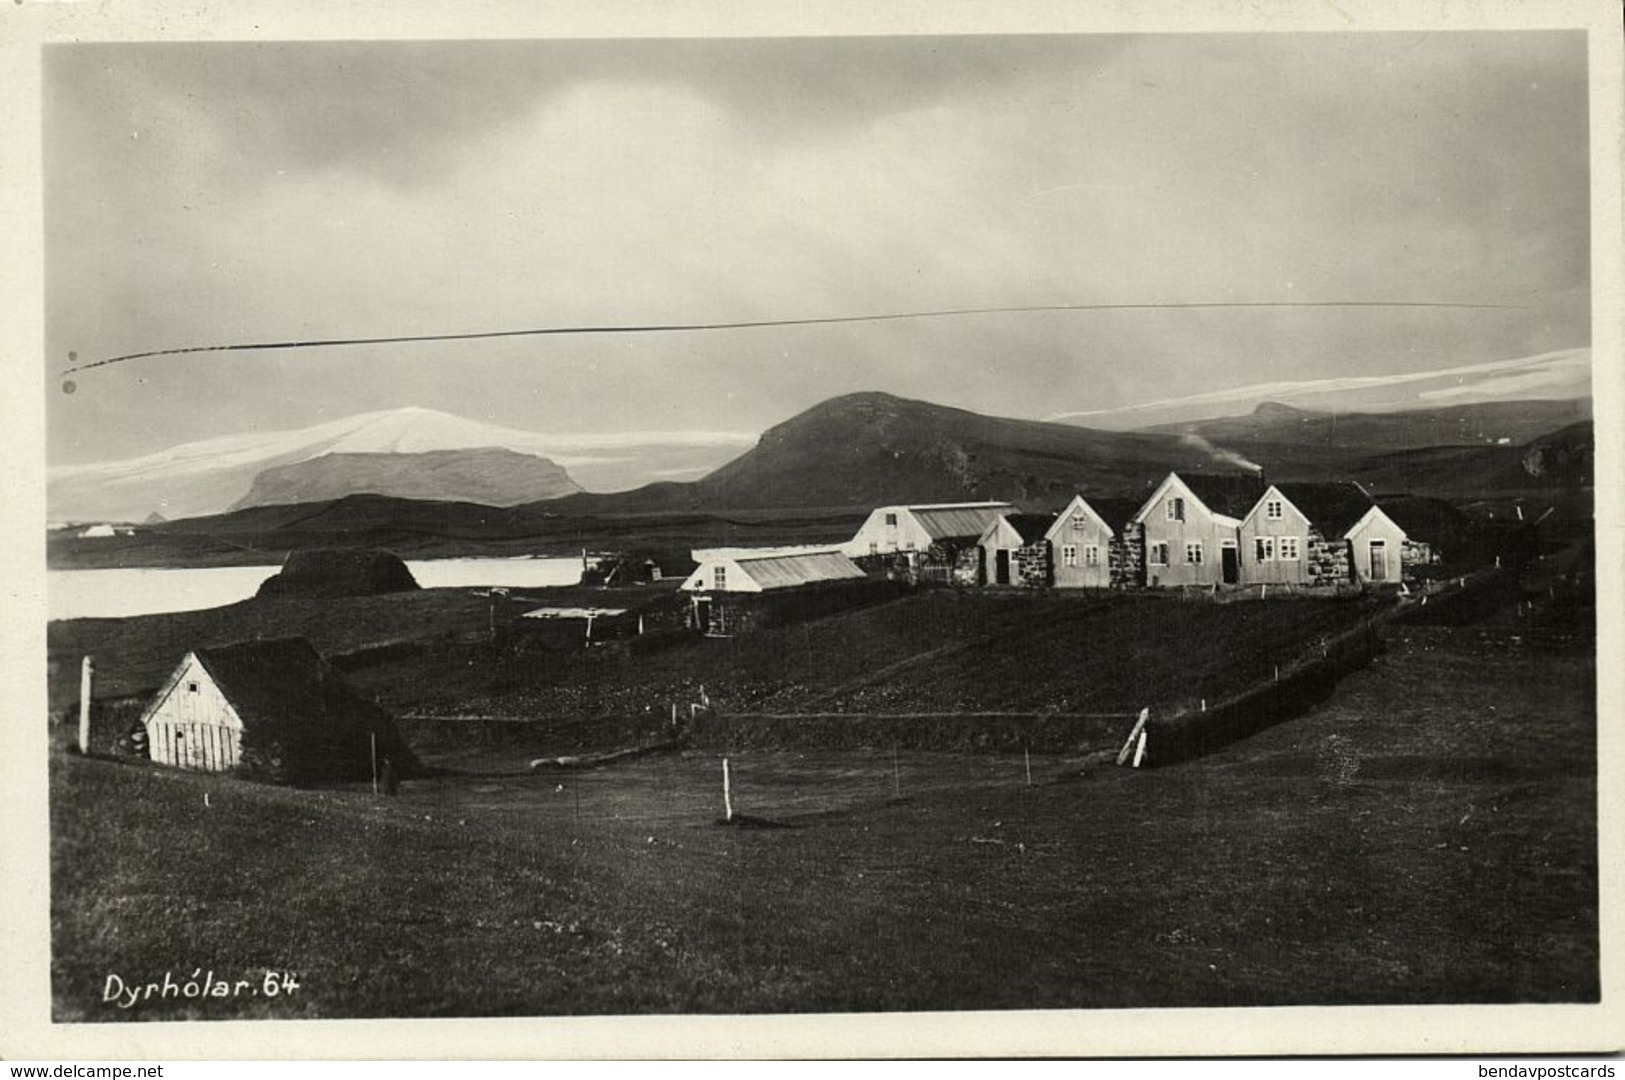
1266 500 1283 520
884 512 898 526
1166 497 1185 522
1071 514 1088 532
713 565 727 590
186 681 199 694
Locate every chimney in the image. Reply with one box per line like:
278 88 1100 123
78 655 93 755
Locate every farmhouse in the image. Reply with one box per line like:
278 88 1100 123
842 502 1014 558
1133 473 1266 588
977 513 1057 587
138 637 414 782
1045 495 1144 589
681 549 869 635
1238 482 1373 587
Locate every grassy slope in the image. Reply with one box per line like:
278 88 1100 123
50 619 1596 1019
45 584 685 714
343 591 1385 724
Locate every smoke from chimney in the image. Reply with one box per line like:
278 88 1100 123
1180 432 1263 475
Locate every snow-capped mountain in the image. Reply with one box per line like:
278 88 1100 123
47 407 757 523
1048 347 1592 430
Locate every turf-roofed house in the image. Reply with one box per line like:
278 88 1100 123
137 637 416 783
1133 472 1269 588
976 511 1058 587
680 549 872 636
1237 482 1415 588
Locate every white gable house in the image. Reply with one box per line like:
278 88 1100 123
681 549 868 635
841 502 1015 558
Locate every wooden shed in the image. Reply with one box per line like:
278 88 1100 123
138 637 414 782
1344 504 1410 585
976 512 1057 587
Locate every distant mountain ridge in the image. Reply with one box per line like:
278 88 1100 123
231 448 581 511
47 406 753 523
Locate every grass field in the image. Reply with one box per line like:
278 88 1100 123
50 586 1389 762
50 615 1596 1020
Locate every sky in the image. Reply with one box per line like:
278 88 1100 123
44 31 1591 466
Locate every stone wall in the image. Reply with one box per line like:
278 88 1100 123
1013 541 1051 588
1304 530 1351 586
1110 522 1145 588
1401 540 1434 576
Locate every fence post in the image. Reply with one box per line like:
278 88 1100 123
78 655 93 755
722 757 733 822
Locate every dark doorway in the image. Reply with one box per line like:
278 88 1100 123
995 549 1011 585
1221 546 1239 585
694 598 712 634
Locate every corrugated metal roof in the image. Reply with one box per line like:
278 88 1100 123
909 503 1014 541
737 550 866 590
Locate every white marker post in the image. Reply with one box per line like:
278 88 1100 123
722 757 733 822
78 656 93 755
1132 730 1148 768
1117 707 1150 766
1024 745 1032 788
370 733 378 795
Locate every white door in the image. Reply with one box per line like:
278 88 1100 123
1369 540 1388 582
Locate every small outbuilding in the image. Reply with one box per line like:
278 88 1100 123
976 513 1057 587
138 637 415 782
680 549 871 635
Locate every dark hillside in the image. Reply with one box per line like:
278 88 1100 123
545 391 1247 513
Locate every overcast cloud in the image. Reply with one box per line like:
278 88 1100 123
45 32 1590 465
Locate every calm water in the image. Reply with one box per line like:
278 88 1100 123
47 557 585 621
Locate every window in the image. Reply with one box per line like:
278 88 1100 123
1186 542 1203 565
868 542 878 555
1266 500 1283 520
1062 545 1078 567
713 566 727 590
1166 497 1185 522
186 681 199 694
884 512 898 526
1255 537 1275 562
1084 545 1101 567
1071 514 1088 532
1150 543 1170 566
1279 536 1301 560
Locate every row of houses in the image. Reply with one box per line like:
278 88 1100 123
677 472 1434 633
842 474 1427 590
